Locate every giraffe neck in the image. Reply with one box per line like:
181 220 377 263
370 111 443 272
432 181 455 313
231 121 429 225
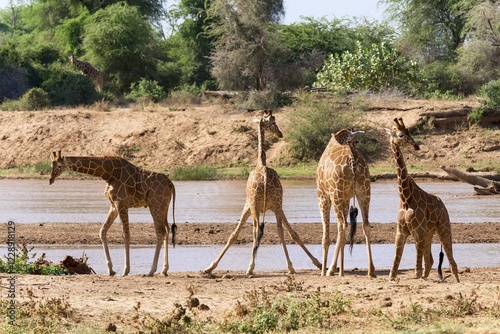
257 124 266 167
63 156 119 182
391 142 413 203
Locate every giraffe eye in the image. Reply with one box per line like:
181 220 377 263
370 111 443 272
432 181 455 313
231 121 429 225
398 133 404 138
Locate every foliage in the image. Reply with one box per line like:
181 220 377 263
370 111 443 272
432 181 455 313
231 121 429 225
42 63 100 106
126 78 166 103
83 2 158 94
220 279 351 333
170 165 218 181
19 87 50 110
206 0 284 91
237 88 292 110
479 79 500 109
0 63 27 102
285 93 364 161
314 41 424 96
0 244 66 275
382 0 468 63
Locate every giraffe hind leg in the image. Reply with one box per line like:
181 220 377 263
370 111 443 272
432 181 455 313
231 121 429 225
275 210 295 274
100 206 118 276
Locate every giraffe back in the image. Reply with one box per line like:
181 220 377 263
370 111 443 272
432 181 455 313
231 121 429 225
246 166 283 212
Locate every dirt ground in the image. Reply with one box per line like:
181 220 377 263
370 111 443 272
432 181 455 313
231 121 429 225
0 95 499 332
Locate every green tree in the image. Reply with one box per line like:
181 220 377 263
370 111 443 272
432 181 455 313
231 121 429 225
206 0 284 90
162 0 215 88
83 2 158 93
382 0 468 62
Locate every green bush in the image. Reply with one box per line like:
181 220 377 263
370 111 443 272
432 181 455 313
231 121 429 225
42 65 100 106
314 41 424 96
479 79 500 109
0 244 66 275
19 88 50 110
170 165 218 181
126 78 166 103
286 93 363 161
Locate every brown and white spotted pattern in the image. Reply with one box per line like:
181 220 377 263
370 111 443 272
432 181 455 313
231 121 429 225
385 118 459 282
69 54 104 91
316 129 375 277
49 151 176 277
204 110 321 276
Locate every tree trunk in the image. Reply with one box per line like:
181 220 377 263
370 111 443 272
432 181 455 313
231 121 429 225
440 166 500 195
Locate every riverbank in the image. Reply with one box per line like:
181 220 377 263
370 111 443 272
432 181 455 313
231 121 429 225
3 221 500 245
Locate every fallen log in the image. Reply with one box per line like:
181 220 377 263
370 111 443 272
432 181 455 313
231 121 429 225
203 90 240 99
440 166 500 195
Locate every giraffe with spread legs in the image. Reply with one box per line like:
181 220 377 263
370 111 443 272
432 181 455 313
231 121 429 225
204 110 321 275
69 54 104 91
384 118 459 282
316 129 375 277
49 151 176 277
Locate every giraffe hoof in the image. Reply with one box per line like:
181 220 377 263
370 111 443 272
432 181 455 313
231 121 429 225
109 271 116 276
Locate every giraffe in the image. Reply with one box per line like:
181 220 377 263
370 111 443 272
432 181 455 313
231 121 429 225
316 129 375 277
49 150 176 277
384 118 459 282
69 54 104 91
204 110 321 275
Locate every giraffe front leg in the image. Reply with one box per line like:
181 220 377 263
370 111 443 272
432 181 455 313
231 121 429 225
100 206 118 276
275 210 295 274
389 218 408 282
247 211 263 276
204 206 251 275
414 241 424 279
281 214 321 269
423 234 434 279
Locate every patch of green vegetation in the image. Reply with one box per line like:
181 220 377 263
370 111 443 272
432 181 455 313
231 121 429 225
170 165 219 180
0 243 66 275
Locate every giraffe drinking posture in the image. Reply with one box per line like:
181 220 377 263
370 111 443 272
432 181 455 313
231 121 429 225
69 54 104 91
204 110 321 275
49 151 176 277
385 118 459 282
317 129 375 277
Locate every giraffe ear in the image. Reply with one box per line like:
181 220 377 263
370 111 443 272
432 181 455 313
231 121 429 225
384 128 394 136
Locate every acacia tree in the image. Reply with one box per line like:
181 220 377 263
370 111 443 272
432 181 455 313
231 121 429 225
206 0 284 90
382 0 468 62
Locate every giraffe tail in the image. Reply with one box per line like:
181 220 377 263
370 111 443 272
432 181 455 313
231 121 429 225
171 183 177 248
437 244 444 280
348 205 358 255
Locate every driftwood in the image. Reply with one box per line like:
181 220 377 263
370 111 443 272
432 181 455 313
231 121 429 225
203 90 240 100
441 166 500 195
61 253 96 274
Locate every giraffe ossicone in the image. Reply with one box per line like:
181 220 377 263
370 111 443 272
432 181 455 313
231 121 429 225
49 150 176 277
385 117 459 282
316 128 375 277
204 110 321 276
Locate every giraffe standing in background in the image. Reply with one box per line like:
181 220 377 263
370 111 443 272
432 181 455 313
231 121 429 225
69 54 104 91
385 118 459 282
316 129 375 277
204 110 321 276
49 150 176 277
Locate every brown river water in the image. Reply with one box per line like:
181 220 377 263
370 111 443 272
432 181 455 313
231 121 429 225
1 179 499 274
1 179 499 224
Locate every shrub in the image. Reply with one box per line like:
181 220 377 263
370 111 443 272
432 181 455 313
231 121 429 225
126 78 166 103
479 79 500 109
19 88 50 110
42 68 100 106
314 41 424 96
286 93 363 161
170 165 218 181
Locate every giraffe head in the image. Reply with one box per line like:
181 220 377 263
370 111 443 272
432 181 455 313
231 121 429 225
259 110 283 138
384 118 420 150
49 150 67 185
333 129 364 146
